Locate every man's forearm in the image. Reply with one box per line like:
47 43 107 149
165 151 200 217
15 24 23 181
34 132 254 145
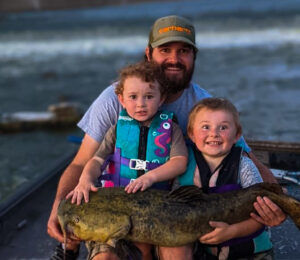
248 152 278 183
55 163 84 201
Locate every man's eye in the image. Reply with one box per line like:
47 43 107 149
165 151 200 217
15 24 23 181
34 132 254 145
179 48 192 54
160 48 169 53
180 48 189 53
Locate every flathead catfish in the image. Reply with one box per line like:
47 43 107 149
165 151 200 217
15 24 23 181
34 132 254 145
58 183 300 247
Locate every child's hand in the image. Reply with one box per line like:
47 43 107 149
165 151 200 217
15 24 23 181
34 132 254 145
125 173 155 193
199 221 232 244
66 181 98 205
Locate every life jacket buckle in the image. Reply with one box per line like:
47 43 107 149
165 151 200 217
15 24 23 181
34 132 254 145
129 159 148 170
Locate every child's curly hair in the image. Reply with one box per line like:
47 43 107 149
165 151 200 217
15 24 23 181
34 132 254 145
115 61 167 97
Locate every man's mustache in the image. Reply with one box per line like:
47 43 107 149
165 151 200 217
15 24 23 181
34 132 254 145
161 62 186 71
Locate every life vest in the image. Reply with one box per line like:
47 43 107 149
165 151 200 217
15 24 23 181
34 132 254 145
99 109 173 189
179 145 272 257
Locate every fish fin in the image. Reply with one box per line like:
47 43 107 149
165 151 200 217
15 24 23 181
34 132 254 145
167 186 208 203
107 238 117 248
254 182 284 194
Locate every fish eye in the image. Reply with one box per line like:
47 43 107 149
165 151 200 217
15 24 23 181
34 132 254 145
73 216 80 223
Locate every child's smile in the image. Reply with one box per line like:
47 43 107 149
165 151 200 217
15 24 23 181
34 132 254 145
190 108 241 160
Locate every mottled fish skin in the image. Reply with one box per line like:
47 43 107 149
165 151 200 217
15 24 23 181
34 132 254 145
58 183 300 247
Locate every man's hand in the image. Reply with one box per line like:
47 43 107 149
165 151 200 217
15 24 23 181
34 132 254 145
47 203 81 245
47 204 67 243
251 196 286 226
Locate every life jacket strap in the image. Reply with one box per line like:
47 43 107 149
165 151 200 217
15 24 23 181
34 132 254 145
99 147 163 186
101 150 162 172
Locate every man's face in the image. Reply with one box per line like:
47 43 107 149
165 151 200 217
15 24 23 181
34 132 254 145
146 42 195 94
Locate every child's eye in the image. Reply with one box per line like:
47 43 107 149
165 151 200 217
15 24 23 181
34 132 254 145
201 125 209 130
129 95 137 100
219 125 228 130
146 95 154 99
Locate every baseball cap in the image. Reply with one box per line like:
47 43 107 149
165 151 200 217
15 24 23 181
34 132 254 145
148 15 197 49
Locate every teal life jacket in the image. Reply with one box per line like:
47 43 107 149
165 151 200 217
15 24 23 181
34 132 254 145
178 145 272 257
99 109 173 189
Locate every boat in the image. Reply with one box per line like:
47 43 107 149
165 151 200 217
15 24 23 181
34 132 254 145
247 139 300 185
0 139 299 259
0 102 83 133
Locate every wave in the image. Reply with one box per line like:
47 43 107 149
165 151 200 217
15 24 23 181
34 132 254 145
1 28 300 60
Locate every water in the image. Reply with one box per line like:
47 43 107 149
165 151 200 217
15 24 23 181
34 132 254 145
1 1 300 203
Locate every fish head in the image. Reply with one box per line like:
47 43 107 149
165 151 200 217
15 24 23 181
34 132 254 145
57 199 98 241
57 197 132 243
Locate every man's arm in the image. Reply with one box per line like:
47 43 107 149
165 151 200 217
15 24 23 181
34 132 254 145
247 152 286 226
47 134 100 244
248 152 277 183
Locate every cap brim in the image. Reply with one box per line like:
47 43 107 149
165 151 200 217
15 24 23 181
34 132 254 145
151 36 197 50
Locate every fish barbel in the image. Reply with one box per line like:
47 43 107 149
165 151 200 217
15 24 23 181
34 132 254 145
58 183 300 247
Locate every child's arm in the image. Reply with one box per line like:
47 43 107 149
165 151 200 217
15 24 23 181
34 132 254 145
65 126 115 205
199 218 263 245
125 155 188 193
66 156 105 205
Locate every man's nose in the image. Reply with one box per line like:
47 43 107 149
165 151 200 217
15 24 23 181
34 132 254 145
167 50 180 63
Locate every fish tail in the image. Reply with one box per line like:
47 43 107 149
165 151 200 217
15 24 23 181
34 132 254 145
285 195 300 230
272 193 300 229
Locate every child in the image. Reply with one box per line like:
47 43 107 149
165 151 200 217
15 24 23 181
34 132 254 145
181 97 273 260
66 61 188 260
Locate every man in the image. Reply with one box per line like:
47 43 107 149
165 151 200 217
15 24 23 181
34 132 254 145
48 15 285 260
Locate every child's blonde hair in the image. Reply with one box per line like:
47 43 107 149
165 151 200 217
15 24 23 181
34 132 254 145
187 97 242 137
115 61 167 97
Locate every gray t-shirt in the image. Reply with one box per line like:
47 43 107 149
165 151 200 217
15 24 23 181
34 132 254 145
239 156 263 187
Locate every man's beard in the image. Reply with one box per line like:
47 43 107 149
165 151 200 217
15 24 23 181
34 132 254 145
160 62 194 94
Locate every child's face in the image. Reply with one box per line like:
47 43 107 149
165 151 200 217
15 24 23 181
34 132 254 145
118 76 164 124
189 108 241 159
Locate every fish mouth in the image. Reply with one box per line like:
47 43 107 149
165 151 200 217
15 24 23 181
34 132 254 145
64 224 81 241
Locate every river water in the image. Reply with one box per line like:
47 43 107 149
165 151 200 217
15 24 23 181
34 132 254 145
1 1 300 203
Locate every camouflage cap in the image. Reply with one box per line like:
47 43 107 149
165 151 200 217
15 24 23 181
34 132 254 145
148 15 197 49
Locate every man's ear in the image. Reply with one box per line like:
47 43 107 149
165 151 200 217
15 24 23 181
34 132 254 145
145 47 151 61
117 94 125 108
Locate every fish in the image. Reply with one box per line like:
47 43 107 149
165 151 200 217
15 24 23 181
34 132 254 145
57 183 300 248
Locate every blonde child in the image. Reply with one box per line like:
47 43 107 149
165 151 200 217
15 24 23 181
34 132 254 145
66 61 188 260
182 97 273 260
